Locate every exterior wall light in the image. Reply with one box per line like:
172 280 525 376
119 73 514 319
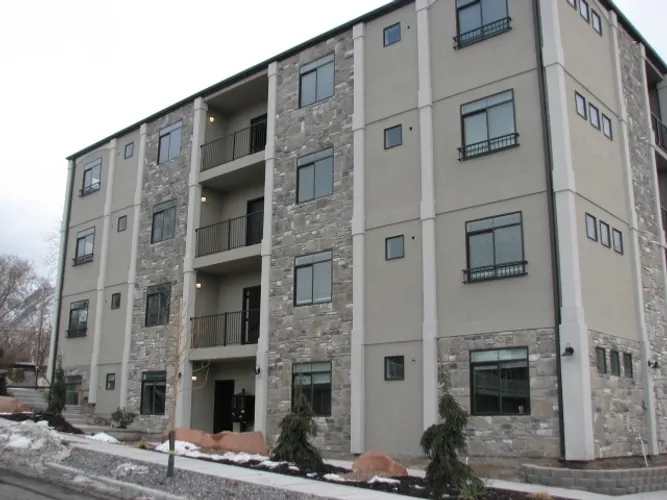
561 344 574 357
201 196 207 202
209 116 215 123
195 282 202 289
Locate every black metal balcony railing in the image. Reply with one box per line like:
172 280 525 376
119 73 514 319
201 120 267 172
454 17 512 49
79 182 100 197
463 261 527 284
72 253 93 266
651 114 667 152
195 212 263 258
191 310 260 348
458 132 519 160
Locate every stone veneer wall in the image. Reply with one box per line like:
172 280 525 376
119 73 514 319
589 331 644 457
438 329 560 458
618 26 667 452
266 31 354 452
126 104 194 432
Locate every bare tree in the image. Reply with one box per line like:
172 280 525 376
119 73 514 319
42 217 62 285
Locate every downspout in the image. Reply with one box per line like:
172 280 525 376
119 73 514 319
532 0 566 459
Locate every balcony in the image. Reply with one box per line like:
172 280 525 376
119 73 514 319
458 133 519 161
463 261 528 284
190 310 259 360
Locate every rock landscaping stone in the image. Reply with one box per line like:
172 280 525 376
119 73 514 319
0 396 30 413
166 427 269 455
352 451 408 477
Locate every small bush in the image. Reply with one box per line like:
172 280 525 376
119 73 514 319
528 493 554 500
111 407 137 429
47 360 66 415
458 477 487 500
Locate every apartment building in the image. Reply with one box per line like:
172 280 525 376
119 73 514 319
48 0 667 461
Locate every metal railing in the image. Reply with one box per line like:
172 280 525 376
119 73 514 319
191 310 260 348
201 120 267 171
458 132 519 160
79 182 100 197
652 114 667 152
463 261 527 284
454 17 512 49
195 212 263 257
72 254 93 266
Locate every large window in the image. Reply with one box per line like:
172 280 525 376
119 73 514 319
145 284 171 327
294 251 332 306
81 158 102 196
470 348 530 416
67 300 88 338
151 201 176 243
455 0 510 49
158 121 182 164
292 362 332 416
383 23 401 46
74 227 95 265
464 212 525 283
460 90 517 159
299 54 335 108
141 371 166 415
297 148 333 203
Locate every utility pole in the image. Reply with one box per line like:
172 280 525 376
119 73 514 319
35 286 46 375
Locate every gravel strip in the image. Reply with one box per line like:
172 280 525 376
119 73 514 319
63 448 336 500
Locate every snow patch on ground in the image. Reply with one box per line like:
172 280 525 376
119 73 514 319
259 460 285 469
153 441 269 463
0 419 69 469
155 440 200 454
113 462 150 479
86 432 120 443
369 476 401 485
288 465 300 471
323 473 346 482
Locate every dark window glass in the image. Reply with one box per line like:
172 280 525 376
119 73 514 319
151 201 176 243
384 125 403 149
65 375 82 405
117 215 127 232
470 348 530 416
591 11 602 34
384 356 404 381
623 353 633 378
145 284 171 327
610 350 620 376
596 347 607 374
585 213 597 241
111 293 121 310
299 54 334 108
294 251 332 306
158 122 182 164
67 300 89 338
602 115 613 139
292 362 331 416
141 371 166 415
81 158 102 196
579 0 590 21
124 142 134 159
589 104 600 129
600 221 610 248
386 235 405 260
297 148 333 203
106 373 115 390
455 0 510 48
576 92 587 118
612 229 623 254
384 23 401 46
460 90 516 159
74 227 95 265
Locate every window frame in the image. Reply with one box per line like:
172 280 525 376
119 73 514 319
610 350 620 376
117 215 127 232
595 347 607 374
623 353 633 378
585 213 598 241
291 362 332 416
575 92 587 119
384 125 403 149
67 300 89 338
602 114 613 139
298 53 335 108
74 227 95 265
567 0 576 8
599 221 611 248
111 293 121 310
591 10 602 35
612 228 624 254
454 0 511 49
579 0 590 22
383 22 401 46
151 201 177 244
157 121 182 164
384 356 405 381
293 251 333 307
296 148 334 204
145 283 171 327
469 347 531 416
124 142 134 159
106 373 115 390
80 158 102 196
140 371 167 415
385 235 405 261
589 103 600 129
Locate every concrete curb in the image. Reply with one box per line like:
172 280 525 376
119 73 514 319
45 462 188 500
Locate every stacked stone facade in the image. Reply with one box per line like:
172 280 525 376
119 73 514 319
127 104 194 432
266 31 354 451
437 329 560 458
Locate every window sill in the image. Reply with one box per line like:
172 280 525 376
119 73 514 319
157 155 181 166
298 94 335 110
73 255 94 266
453 17 512 50
471 412 531 417
293 299 333 308
462 261 527 284
458 133 519 161
79 185 101 197
296 193 334 205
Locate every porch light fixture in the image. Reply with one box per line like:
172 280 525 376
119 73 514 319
200 196 207 202
648 357 660 369
561 344 574 357
209 116 215 123
191 375 197 382
254 366 261 376
195 282 202 289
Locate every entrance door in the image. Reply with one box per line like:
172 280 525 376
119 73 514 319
213 380 235 433
65 375 82 406
249 114 267 154
242 286 261 344
245 198 264 246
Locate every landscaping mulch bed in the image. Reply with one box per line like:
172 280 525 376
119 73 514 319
0 411 84 434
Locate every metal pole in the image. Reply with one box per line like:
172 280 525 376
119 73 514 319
36 286 46 381
167 429 175 477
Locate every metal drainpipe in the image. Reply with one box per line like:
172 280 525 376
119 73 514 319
532 0 567 458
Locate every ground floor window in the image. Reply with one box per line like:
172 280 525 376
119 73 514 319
292 362 332 416
470 347 530 415
141 371 166 415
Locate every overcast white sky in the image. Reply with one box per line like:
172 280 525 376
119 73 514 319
0 0 662 277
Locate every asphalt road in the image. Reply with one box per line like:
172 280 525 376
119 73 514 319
0 471 106 500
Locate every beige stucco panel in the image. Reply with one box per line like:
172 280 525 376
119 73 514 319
62 218 103 296
95 363 121 416
58 291 96 367
224 102 267 136
99 284 128 365
365 220 422 345
112 128 141 213
105 207 134 287
436 193 555 337
69 148 110 228
219 182 265 221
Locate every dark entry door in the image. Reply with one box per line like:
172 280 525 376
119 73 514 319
243 286 261 344
65 375 82 406
213 380 235 433
245 198 264 246
250 114 267 154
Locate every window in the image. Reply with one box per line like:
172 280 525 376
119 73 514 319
294 251 332 306
585 213 597 241
470 348 530 416
158 121 182 164
600 221 610 248
141 371 166 415
613 228 623 254
151 201 176 243
623 353 633 378
610 350 620 376
460 90 517 159
292 362 331 416
384 125 403 149
81 158 102 196
464 212 525 283
384 356 405 381
117 215 127 232
575 92 587 119
106 373 115 390
602 114 613 139
124 142 134 159
385 235 405 260
145 283 171 327
589 104 600 129
455 0 510 49
297 148 333 203
299 54 335 108
567 0 576 7
579 0 589 21
591 11 602 34
111 293 121 310
596 347 607 374
384 23 401 46
74 228 95 265
67 300 88 338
